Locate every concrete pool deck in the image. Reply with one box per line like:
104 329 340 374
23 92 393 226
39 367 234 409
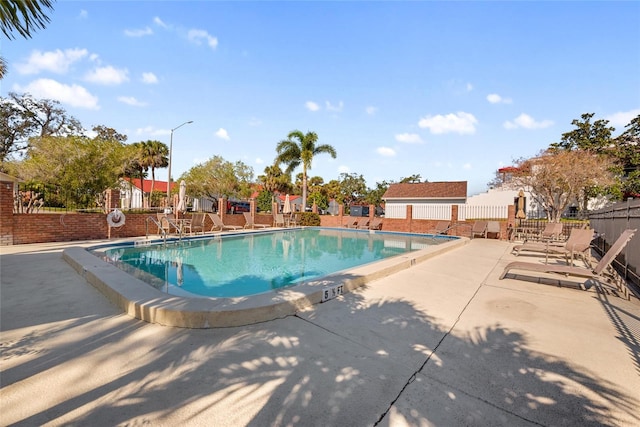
1 238 639 426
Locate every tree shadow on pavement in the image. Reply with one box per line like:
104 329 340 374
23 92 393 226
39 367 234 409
1 251 639 426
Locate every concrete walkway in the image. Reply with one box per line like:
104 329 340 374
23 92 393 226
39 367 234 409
1 239 639 426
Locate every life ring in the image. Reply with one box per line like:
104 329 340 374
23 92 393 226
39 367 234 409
107 209 126 228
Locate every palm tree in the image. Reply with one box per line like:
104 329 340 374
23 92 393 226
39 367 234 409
139 140 168 199
275 130 337 210
1 0 55 80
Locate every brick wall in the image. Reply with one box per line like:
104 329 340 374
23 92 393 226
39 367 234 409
1 200 516 245
0 181 14 245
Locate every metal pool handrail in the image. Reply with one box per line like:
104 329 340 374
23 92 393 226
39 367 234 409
145 216 184 242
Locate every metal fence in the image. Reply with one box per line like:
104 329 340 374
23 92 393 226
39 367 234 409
589 199 640 295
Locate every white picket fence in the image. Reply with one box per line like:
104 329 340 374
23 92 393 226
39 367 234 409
457 205 508 220
384 203 509 220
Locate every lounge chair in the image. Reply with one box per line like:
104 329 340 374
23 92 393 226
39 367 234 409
345 218 359 228
189 213 206 234
367 217 383 230
526 222 564 243
471 221 488 239
430 221 450 235
208 213 242 232
274 213 286 227
512 228 594 265
487 221 501 239
500 229 637 291
357 219 371 229
243 212 271 229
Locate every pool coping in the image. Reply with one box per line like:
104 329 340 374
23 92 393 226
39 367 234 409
62 230 469 328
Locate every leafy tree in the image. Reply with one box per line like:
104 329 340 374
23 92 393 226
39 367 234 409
93 125 128 144
256 190 274 212
17 134 127 209
307 190 328 211
365 180 392 206
1 92 82 165
550 113 615 154
339 173 367 209
614 115 640 198
513 150 615 222
180 155 254 201
324 179 342 204
399 174 423 183
258 164 292 195
275 130 337 210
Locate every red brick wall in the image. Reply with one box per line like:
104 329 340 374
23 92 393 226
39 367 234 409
0 181 14 245
3 204 514 245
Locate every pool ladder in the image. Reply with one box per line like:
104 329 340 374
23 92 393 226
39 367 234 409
145 216 184 242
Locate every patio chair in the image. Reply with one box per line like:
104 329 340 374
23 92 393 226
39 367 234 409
243 212 271 229
157 213 178 235
367 217 383 230
471 221 488 239
512 228 595 265
500 229 637 291
189 213 206 235
288 213 299 227
487 221 501 239
208 213 242 232
430 221 450 235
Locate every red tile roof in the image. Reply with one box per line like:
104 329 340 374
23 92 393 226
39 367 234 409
383 181 467 199
123 177 177 193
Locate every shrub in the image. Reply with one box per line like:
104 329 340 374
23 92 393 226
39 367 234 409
298 212 320 226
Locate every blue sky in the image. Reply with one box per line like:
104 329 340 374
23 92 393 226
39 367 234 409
2 1 639 195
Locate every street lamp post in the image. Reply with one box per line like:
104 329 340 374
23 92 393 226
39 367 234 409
166 120 193 210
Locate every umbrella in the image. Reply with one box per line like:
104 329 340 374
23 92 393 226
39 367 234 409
283 194 292 215
516 189 526 219
177 180 187 213
283 194 292 226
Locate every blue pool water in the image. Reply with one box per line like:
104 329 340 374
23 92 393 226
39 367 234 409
101 228 453 298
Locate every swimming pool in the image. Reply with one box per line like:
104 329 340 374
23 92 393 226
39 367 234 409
63 228 465 327
99 228 454 298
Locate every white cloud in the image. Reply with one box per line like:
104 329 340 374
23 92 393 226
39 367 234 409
14 78 99 109
503 113 553 130
188 29 218 49
305 101 320 112
249 117 262 126
395 133 423 144
117 96 147 107
215 128 230 140
124 26 153 37
418 112 478 135
606 109 640 127
85 66 129 85
78 10 88 19
325 101 343 112
365 106 378 115
255 158 264 164
376 147 396 157
154 16 169 29
135 126 167 136
463 163 472 170
338 165 350 174
141 72 158 84
487 93 512 104
15 48 88 75
466 83 473 92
